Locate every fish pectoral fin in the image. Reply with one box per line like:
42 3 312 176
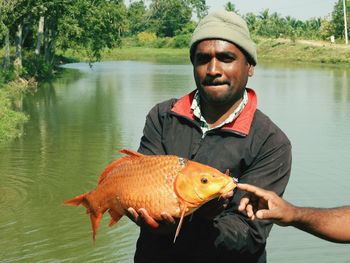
173 204 188 243
90 212 103 242
108 209 123 227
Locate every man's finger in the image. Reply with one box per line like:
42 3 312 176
161 212 176 225
246 203 255 218
238 196 250 211
138 208 159 228
237 183 270 198
127 207 139 222
256 210 269 220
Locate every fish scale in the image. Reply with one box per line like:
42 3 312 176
113 155 182 217
64 149 236 242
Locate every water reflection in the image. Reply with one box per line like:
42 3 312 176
0 61 349 262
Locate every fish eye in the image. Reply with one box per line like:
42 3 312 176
201 177 208 184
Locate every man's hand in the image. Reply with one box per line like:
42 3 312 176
237 183 297 226
126 207 177 235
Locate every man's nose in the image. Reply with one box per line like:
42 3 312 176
207 58 221 76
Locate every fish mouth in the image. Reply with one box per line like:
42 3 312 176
219 179 237 198
193 179 237 203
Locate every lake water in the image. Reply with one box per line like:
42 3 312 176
0 60 349 262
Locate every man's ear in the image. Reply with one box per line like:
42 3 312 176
248 65 254 77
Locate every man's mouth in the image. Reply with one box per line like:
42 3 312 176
203 82 229 87
202 80 229 87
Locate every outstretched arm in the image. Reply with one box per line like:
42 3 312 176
237 183 350 243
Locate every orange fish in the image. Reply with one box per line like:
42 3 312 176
64 149 236 242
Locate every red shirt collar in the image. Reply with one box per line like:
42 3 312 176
171 88 257 136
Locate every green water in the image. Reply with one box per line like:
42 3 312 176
0 61 349 262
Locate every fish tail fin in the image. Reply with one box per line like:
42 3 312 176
90 212 103 241
173 204 188 243
64 192 103 241
108 209 123 227
64 192 89 206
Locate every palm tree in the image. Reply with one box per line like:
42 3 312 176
225 1 238 14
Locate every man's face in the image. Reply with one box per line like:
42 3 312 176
193 39 254 107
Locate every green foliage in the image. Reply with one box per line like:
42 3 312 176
0 87 28 144
332 0 350 39
173 34 191 48
137 32 157 46
0 0 129 73
245 9 331 40
57 0 128 62
0 66 17 84
225 2 238 13
22 53 55 80
319 19 335 40
127 0 148 36
149 0 192 37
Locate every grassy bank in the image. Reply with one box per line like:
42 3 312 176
256 38 350 65
59 38 350 65
61 46 190 64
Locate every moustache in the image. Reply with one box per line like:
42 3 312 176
202 79 230 86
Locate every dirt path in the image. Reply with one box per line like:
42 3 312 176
297 39 350 49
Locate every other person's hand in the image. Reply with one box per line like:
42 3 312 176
237 183 296 226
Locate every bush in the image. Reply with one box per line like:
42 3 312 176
172 34 191 48
23 54 55 80
153 37 173 48
0 66 16 85
137 32 157 46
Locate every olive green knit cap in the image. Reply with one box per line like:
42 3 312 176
190 11 257 65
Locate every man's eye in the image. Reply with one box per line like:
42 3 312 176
195 54 210 64
218 54 235 63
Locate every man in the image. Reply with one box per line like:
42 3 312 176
128 11 292 262
237 183 350 243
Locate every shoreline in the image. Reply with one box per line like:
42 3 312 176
1 38 349 143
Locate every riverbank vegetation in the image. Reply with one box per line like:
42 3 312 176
1 0 350 142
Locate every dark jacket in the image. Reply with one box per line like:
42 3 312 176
136 88 292 263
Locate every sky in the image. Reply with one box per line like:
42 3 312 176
206 0 337 21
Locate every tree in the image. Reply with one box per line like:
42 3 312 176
149 0 192 37
2 0 128 73
148 0 207 37
127 0 148 36
319 18 335 40
225 1 238 14
188 0 208 19
332 0 350 39
0 1 17 69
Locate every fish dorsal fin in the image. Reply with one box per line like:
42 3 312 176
98 149 144 184
118 149 144 157
173 203 188 243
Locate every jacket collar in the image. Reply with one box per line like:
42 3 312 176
171 88 257 136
